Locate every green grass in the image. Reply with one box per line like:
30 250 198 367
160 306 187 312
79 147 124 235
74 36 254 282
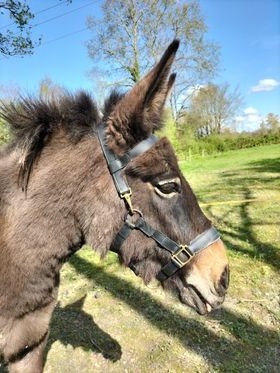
180 143 279 173
1 144 279 373
182 144 280 263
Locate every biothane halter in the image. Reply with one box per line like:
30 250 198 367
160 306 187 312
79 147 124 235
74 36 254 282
97 124 220 281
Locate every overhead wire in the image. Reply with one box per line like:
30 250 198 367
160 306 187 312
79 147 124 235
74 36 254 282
35 0 70 15
36 1 100 47
0 0 69 31
30 1 97 30
41 27 89 46
1 0 97 38
0 0 98 51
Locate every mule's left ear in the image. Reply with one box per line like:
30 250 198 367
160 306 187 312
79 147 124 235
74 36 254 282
106 40 179 153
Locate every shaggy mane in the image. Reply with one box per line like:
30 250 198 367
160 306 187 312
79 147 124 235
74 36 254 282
0 90 123 191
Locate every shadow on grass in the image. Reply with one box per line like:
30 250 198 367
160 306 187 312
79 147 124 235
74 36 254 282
200 163 280 270
65 254 279 371
45 296 122 363
209 187 279 270
247 157 280 174
0 295 122 373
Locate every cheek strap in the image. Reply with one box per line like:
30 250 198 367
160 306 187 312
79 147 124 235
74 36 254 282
97 124 157 212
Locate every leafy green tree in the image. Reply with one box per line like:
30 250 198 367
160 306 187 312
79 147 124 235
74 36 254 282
0 0 38 56
87 0 219 121
0 0 71 56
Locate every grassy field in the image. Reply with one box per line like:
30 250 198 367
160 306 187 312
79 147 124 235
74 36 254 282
1 144 279 372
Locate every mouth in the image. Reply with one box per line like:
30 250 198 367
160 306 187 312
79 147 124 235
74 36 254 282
179 285 221 315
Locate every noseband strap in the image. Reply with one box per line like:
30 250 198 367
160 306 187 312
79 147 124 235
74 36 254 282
97 124 220 281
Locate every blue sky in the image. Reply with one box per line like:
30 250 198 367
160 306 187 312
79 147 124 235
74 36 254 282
1 0 279 132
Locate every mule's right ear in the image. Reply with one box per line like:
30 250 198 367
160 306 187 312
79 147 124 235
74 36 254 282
105 40 179 154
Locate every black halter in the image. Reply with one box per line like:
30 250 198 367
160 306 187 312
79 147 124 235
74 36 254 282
97 124 220 281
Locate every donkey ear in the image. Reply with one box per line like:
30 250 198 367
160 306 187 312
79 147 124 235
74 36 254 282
142 50 178 126
106 40 179 153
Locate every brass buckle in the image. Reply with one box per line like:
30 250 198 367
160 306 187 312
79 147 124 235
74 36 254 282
120 189 133 213
171 245 193 267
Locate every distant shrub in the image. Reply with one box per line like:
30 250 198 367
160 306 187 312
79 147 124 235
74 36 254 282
160 119 280 158
197 135 227 154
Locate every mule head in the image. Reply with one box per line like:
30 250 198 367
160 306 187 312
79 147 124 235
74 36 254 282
103 40 229 315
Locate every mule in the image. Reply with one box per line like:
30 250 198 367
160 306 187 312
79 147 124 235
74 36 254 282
0 40 229 372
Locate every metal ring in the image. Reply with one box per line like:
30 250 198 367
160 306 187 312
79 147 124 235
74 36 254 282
124 209 143 228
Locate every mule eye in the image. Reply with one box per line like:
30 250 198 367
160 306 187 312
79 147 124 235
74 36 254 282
154 180 180 198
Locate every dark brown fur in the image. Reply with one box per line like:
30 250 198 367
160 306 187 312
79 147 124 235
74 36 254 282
0 40 229 372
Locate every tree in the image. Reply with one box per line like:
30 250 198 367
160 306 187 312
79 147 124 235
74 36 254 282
259 113 280 135
187 83 243 136
264 113 280 134
0 0 71 57
86 0 219 121
0 0 38 56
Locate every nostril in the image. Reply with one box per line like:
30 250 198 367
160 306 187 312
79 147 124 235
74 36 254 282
216 265 230 296
221 265 230 290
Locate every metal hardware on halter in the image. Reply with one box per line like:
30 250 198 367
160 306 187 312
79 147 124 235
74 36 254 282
120 189 133 213
171 245 194 267
124 209 143 228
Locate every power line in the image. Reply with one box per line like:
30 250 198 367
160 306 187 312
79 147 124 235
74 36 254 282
0 0 98 57
41 27 89 46
1 0 97 41
36 0 70 15
0 25 90 60
31 1 97 30
0 1 69 31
